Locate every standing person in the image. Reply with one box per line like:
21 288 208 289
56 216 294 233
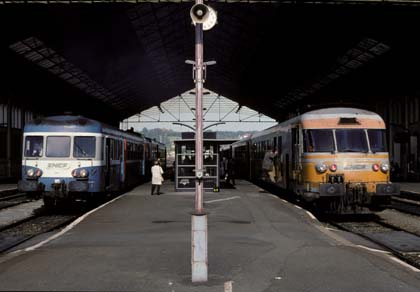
262 148 277 182
226 157 236 186
220 156 227 180
151 160 164 195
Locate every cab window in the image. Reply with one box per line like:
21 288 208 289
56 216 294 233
24 136 43 157
304 130 335 152
74 136 96 158
46 136 71 157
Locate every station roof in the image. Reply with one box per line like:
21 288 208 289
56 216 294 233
1 1 420 125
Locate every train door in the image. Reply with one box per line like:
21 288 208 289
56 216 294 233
105 137 111 190
291 127 298 189
277 136 283 184
285 154 290 190
272 137 278 183
246 142 251 180
291 126 302 188
120 139 126 187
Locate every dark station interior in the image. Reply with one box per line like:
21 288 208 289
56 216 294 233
1 1 420 181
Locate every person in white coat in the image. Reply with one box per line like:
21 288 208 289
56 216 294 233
151 160 164 195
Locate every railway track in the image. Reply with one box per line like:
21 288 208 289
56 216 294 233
0 193 33 211
326 216 420 270
391 192 420 216
0 214 78 253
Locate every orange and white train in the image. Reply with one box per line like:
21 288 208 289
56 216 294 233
231 108 399 212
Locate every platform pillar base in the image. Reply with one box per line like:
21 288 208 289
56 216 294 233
191 214 208 282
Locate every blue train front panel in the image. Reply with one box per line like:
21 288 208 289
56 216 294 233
18 131 109 199
18 115 151 203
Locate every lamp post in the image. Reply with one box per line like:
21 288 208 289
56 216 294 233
188 0 217 283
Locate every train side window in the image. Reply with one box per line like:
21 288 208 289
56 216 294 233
114 140 117 160
112 140 115 160
278 136 282 154
110 140 114 160
101 137 105 160
128 142 132 160
112 139 117 160
140 144 144 160
125 142 129 160
292 127 300 145
140 144 142 160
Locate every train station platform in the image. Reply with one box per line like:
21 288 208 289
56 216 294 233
1 181 420 291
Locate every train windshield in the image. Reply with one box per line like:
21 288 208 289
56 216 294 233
24 136 43 157
367 129 387 152
74 136 96 158
304 130 335 152
335 129 369 153
46 136 71 157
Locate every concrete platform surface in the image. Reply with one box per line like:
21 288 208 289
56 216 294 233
1 181 420 291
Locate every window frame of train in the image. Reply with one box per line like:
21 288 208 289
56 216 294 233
291 126 301 170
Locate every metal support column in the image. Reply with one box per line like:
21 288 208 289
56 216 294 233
194 17 204 215
191 0 207 283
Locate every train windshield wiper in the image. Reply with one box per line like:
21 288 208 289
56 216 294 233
339 149 367 153
74 142 87 157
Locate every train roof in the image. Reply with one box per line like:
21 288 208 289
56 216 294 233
297 107 385 129
25 116 102 133
24 115 145 141
234 107 385 144
299 107 382 120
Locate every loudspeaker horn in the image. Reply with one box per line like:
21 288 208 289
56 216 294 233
190 3 209 24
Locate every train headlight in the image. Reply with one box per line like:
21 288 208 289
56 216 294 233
380 163 389 173
27 169 35 177
372 163 380 172
315 163 327 173
79 169 89 178
72 169 89 178
27 168 42 178
329 164 337 172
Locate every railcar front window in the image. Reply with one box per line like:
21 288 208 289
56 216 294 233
24 136 43 157
335 129 369 153
74 136 96 158
46 136 71 157
368 129 387 152
304 130 335 152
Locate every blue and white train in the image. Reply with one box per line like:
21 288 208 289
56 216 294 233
17 115 165 207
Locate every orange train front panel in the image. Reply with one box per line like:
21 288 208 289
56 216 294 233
299 153 393 196
297 153 399 201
